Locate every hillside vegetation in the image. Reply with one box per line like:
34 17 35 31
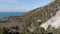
0 0 60 34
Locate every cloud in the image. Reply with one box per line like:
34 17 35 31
0 0 19 3
0 0 29 12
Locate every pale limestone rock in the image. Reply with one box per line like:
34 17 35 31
37 19 42 22
40 10 60 30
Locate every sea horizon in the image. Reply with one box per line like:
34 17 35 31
0 12 26 18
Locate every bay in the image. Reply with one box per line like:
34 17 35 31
0 12 26 18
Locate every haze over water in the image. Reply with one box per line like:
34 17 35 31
0 12 26 18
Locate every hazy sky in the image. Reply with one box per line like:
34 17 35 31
0 0 53 12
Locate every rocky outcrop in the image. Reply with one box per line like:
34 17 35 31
0 0 60 34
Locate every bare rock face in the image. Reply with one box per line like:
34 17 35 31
0 0 60 34
40 10 60 30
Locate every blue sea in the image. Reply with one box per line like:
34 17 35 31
0 12 26 18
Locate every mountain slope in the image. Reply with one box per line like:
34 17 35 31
0 0 60 34
40 10 60 30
